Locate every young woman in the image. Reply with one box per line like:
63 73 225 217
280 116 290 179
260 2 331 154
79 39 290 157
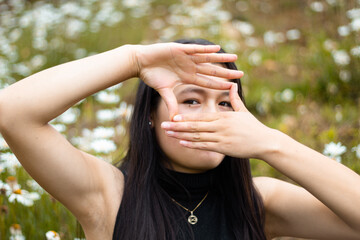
0 39 359 240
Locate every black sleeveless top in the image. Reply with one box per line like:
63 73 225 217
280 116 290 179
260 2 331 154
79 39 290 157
112 168 236 239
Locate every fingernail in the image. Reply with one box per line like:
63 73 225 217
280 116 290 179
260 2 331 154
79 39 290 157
173 115 182 121
166 131 174 135
161 122 171 129
179 140 189 145
233 83 238 92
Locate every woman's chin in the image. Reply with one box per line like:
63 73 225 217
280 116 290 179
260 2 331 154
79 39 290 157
188 147 224 160
170 149 225 173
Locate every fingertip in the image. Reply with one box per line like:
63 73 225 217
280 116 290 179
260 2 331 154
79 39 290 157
207 45 220 53
169 112 176 121
230 54 238 61
173 115 182 121
168 106 178 121
179 140 189 146
231 83 238 93
223 81 234 88
161 122 171 129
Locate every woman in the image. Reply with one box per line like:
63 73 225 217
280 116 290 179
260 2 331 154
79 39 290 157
0 38 359 240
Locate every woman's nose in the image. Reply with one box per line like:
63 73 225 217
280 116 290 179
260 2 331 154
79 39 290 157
203 102 218 113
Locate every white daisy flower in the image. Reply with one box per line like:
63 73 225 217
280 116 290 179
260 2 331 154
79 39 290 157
13 63 31 76
280 89 294 103
286 29 301 40
233 20 254 36
310 2 324 12
10 235 25 240
323 142 347 163
1 153 22 175
350 45 360 57
352 144 360 159
337 25 350 37
46 230 61 240
6 176 21 192
95 91 120 104
8 188 40 207
0 180 12 196
10 224 25 240
350 18 360 31
96 109 117 122
57 108 79 124
26 179 45 194
264 31 276 46
90 139 116 154
92 127 115 139
332 50 350 66
347 8 360 19
30 54 47 70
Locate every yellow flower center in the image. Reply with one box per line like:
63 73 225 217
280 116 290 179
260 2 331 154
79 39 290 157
11 223 21 230
6 176 16 182
13 189 22 194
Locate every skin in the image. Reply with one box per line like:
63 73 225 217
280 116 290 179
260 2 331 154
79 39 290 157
153 77 233 173
0 43 359 240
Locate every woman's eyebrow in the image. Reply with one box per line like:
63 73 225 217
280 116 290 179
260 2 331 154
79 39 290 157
178 87 206 95
177 87 229 97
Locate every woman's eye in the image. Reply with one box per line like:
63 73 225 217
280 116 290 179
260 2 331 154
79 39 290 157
219 101 232 108
183 99 199 105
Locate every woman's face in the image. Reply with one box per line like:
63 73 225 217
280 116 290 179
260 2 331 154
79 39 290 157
153 76 234 173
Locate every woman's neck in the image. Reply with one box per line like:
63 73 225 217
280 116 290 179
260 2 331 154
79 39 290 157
158 167 215 200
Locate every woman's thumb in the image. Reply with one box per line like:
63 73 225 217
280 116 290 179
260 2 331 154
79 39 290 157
230 83 247 112
157 88 179 120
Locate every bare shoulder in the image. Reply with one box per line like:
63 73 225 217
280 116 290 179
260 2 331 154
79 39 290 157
253 176 300 201
252 177 360 239
252 176 298 238
253 176 280 204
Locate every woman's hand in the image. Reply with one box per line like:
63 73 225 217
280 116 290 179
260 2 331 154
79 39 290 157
133 43 244 119
160 84 277 159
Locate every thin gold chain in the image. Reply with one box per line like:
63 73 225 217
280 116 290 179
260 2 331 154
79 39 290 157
171 192 209 213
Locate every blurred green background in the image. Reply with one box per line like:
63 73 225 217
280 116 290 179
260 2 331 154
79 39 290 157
0 0 359 239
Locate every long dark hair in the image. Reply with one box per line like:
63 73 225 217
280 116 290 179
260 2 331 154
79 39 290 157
114 39 266 239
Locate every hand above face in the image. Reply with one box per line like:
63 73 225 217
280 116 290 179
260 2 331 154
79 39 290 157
134 43 244 119
160 84 276 160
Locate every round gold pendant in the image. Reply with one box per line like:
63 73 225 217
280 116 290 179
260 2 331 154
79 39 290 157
188 213 198 225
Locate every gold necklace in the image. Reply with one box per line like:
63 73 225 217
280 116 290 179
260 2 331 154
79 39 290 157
171 192 209 225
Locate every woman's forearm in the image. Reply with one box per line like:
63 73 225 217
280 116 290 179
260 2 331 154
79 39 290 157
0 45 137 126
264 130 360 231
